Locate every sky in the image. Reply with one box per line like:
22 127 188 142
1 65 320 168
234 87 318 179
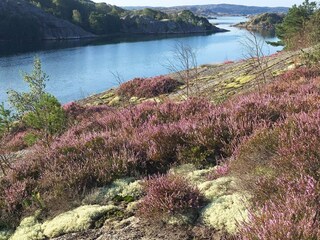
93 0 304 7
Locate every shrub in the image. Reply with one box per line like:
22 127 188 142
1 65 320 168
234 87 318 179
7 57 66 143
7 57 47 115
117 76 182 99
23 93 66 139
138 174 205 220
301 45 320 68
0 103 15 135
239 176 320 239
207 161 230 180
23 132 40 147
230 128 279 204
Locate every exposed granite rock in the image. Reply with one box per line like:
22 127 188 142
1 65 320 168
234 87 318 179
0 0 95 40
235 13 285 31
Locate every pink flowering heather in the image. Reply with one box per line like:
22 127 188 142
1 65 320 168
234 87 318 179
1 67 320 227
207 161 230 180
138 174 205 220
117 75 182 98
239 176 320 240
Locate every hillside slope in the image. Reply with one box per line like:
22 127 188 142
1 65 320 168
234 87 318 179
0 0 95 41
3 47 320 240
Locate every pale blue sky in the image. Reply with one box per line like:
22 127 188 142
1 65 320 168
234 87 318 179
93 0 304 7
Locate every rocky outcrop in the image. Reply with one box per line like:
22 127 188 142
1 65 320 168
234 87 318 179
152 4 288 18
121 14 226 34
235 13 285 31
0 0 95 41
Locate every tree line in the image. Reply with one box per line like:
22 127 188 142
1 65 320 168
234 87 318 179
276 0 320 49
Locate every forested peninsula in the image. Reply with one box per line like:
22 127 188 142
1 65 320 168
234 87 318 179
0 0 225 41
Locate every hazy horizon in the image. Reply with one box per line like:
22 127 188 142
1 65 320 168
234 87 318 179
93 0 304 7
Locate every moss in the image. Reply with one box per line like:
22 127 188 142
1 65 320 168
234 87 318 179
236 75 254 84
225 82 242 89
200 193 248 234
10 215 44 240
42 205 117 238
83 178 142 205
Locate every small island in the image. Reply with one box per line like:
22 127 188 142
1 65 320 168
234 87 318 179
234 13 285 31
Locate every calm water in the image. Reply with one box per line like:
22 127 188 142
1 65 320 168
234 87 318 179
0 16 282 104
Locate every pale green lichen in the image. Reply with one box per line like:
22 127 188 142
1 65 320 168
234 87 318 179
170 166 248 232
287 64 296 70
198 177 238 200
0 230 12 240
272 70 285 77
11 205 118 239
126 201 140 213
225 82 241 89
146 97 162 103
83 178 142 205
169 164 197 175
108 96 121 106
169 164 214 185
236 75 254 84
129 96 139 103
10 215 44 240
100 91 115 99
200 192 248 234
165 211 196 225
42 205 117 238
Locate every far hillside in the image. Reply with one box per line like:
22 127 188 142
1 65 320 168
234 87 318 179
126 4 289 18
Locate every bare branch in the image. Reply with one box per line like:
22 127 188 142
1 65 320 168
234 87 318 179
110 71 125 87
240 31 271 89
163 41 199 98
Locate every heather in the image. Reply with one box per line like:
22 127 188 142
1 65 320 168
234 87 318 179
238 176 320 239
138 174 205 221
117 76 182 99
1 65 320 237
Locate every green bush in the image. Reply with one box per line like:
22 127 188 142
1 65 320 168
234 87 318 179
7 57 66 143
23 132 40 147
301 45 320 68
23 93 66 137
0 103 15 135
